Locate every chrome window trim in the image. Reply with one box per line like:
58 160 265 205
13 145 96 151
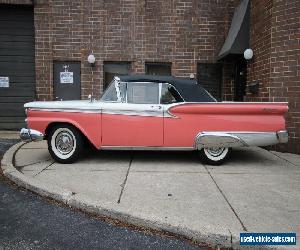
159 82 162 103
115 79 121 102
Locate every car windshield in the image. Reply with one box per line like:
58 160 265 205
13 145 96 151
101 79 118 102
101 79 126 102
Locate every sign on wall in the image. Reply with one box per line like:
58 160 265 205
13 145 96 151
0 77 9 88
60 71 74 84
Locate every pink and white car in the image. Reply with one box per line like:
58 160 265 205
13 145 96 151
20 75 288 165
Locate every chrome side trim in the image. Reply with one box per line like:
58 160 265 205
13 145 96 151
195 131 288 149
102 109 163 117
30 108 101 113
30 107 168 117
20 128 44 142
101 146 194 151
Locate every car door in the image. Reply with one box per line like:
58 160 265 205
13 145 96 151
160 83 186 147
101 81 163 147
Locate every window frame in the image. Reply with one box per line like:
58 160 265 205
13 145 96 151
159 82 185 104
145 62 172 76
102 79 185 105
126 81 160 105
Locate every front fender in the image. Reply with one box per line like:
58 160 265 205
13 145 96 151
27 110 102 148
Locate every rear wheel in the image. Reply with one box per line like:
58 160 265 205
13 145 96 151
199 147 231 165
47 125 83 164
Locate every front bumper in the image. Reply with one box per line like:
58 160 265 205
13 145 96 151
20 128 44 142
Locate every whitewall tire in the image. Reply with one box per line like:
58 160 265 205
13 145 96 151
199 147 231 165
48 125 83 163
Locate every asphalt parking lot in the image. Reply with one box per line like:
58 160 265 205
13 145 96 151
2 140 299 249
0 137 205 250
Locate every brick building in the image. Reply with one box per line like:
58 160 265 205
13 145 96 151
0 0 299 153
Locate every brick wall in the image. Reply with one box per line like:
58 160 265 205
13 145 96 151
269 0 300 153
246 0 273 102
245 0 300 153
30 0 238 100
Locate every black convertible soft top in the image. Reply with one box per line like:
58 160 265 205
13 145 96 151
118 75 217 102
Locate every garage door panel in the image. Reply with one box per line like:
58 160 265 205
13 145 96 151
0 75 35 83
0 103 26 117
0 96 33 103
0 48 35 56
0 88 35 97
0 35 34 42
0 5 35 129
0 28 34 36
0 20 35 30
0 55 35 63
0 62 35 73
0 41 35 50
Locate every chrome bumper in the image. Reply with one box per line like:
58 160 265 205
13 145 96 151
277 130 288 143
195 130 289 149
20 128 44 142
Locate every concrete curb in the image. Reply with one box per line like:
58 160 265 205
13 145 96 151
1 143 295 250
67 193 235 248
1 142 73 203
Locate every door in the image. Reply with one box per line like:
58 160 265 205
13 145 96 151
53 61 81 100
101 81 163 147
0 5 35 129
234 59 247 101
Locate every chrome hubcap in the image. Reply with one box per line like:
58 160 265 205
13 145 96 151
205 147 225 157
55 131 74 155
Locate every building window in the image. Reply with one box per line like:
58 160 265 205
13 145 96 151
145 62 171 76
197 63 222 100
103 62 131 89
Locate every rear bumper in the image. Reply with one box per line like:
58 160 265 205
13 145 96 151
20 128 44 142
276 130 289 143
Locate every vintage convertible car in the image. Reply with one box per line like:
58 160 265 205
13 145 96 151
20 75 288 165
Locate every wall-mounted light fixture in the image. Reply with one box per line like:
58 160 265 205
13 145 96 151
248 81 260 94
244 48 253 60
88 53 96 67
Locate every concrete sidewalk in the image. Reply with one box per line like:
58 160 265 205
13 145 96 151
1 141 300 249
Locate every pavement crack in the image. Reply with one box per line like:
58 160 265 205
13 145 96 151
33 161 55 177
117 153 134 204
204 165 248 232
269 151 298 167
228 229 233 247
17 161 46 171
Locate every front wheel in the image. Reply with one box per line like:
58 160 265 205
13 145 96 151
47 125 83 164
198 147 231 165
